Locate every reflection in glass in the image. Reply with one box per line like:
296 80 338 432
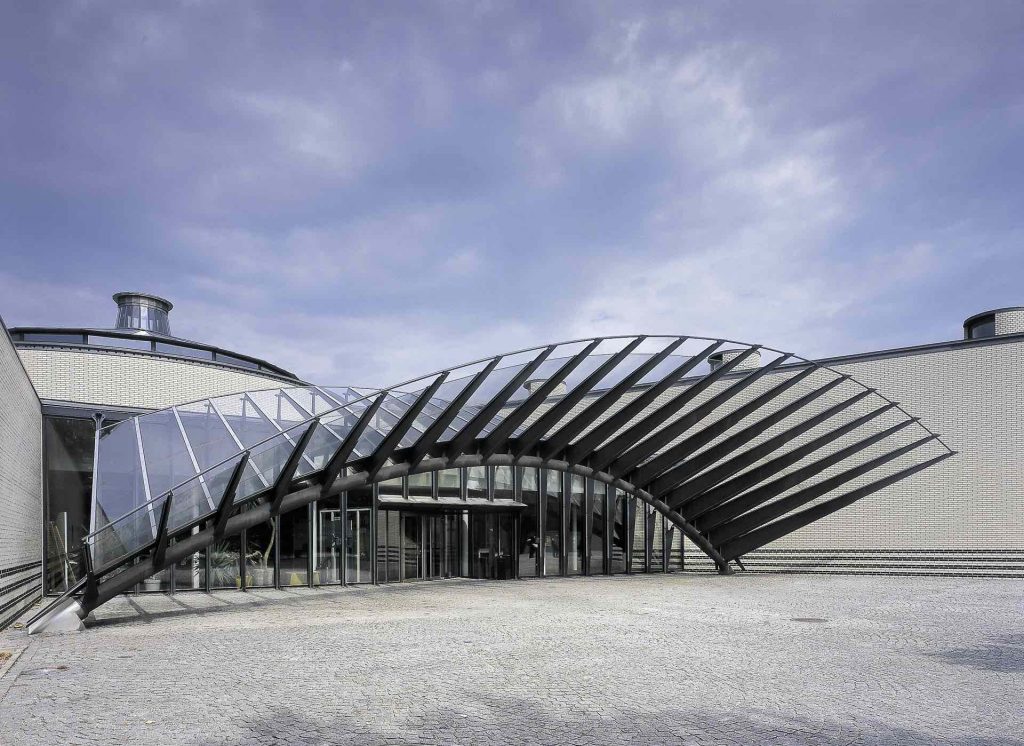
314 495 343 585
667 520 683 572
408 472 432 498
631 499 647 572
466 467 487 499
279 505 309 586
43 416 95 593
611 490 628 573
650 511 665 573
346 501 372 583
567 475 585 576
544 470 562 576
590 482 607 575
438 468 462 498
378 477 402 501
245 520 277 587
402 514 421 580
493 466 514 500
173 540 206 591
518 468 540 577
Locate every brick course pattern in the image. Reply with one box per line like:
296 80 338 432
17 347 297 411
0 319 42 629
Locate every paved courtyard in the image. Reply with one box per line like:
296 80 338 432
0 574 1021 745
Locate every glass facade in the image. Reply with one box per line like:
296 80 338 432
518 468 540 577
43 445 687 595
544 471 562 576
43 416 95 593
567 475 585 576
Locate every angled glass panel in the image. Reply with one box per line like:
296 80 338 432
176 401 242 471
94 421 148 530
138 408 197 498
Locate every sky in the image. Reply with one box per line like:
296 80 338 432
1 1 1022 386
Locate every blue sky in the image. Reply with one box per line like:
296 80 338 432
1 2 1022 385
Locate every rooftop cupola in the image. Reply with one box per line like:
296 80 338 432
113 292 173 336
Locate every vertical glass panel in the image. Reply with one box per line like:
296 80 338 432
141 566 172 592
245 520 277 588
493 466 514 500
313 495 343 585
466 467 486 499
445 514 461 578
94 421 147 528
650 511 665 573
209 535 241 589
378 477 403 500
631 499 647 573
590 482 606 575
44 416 95 593
496 513 515 580
611 490 628 574
544 470 562 577
438 468 462 499
567 475 585 576
518 467 540 577
387 511 401 582
408 472 432 498
667 521 683 572
468 512 492 579
174 541 206 592
279 505 309 587
345 506 372 583
376 509 390 583
402 514 421 580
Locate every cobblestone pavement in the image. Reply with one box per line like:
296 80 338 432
0 574 1021 745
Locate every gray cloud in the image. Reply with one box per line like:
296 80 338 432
1 1 1022 385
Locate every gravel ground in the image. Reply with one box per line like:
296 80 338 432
0 573 1021 745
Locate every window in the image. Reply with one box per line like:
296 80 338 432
466 467 487 499
965 314 996 340
518 467 540 577
544 470 563 576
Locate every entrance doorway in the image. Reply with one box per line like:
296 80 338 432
346 507 372 584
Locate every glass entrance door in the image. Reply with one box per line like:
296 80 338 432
346 507 372 584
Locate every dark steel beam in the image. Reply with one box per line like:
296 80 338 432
719 451 955 560
540 337 688 460
695 418 919 532
565 341 723 468
270 419 321 514
366 374 449 480
609 353 792 477
668 393 890 513
404 357 502 470
214 451 250 539
708 433 937 545
319 393 386 497
589 346 759 474
79 545 98 607
648 375 853 497
151 492 173 568
479 340 602 460
632 366 817 487
443 346 556 458
512 337 645 458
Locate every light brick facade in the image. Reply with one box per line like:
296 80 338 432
0 318 43 629
18 346 297 411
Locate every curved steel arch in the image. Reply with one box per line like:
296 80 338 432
30 334 954 632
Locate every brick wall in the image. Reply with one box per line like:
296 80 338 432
18 346 297 411
0 317 42 629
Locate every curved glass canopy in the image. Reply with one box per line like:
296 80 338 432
83 334 954 579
